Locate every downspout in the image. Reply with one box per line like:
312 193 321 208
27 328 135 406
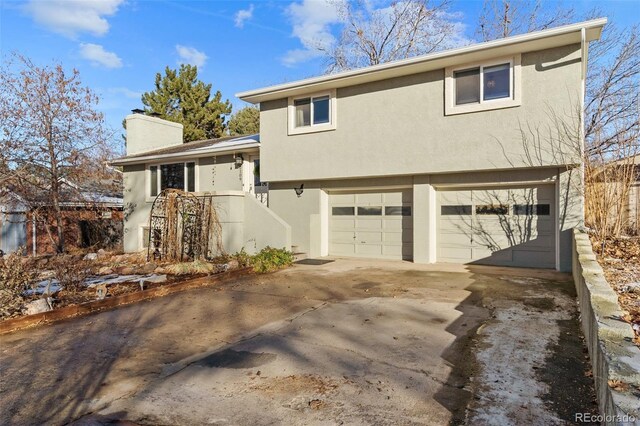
580 27 587 225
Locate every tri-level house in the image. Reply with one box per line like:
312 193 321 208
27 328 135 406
115 18 606 272
236 18 606 272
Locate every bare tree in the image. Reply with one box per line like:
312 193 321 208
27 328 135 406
477 0 576 41
585 24 640 156
321 0 460 73
476 3 640 238
0 53 112 253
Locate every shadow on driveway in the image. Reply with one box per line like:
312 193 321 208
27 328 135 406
0 260 598 425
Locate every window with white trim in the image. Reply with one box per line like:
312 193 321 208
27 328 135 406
149 161 196 197
288 90 336 135
454 63 510 105
445 55 521 115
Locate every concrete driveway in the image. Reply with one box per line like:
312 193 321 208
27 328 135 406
0 259 597 425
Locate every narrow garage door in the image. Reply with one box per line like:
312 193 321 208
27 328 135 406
330 190 413 260
437 185 555 268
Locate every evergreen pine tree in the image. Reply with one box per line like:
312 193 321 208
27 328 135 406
229 106 260 136
141 64 232 142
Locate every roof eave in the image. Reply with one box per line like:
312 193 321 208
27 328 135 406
110 142 261 166
237 18 607 104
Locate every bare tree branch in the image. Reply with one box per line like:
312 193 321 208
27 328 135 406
321 0 461 73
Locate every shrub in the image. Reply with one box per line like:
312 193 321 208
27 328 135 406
0 250 36 318
231 248 253 268
252 247 294 273
52 256 92 292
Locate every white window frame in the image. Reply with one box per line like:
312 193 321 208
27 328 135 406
146 159 199 201
445 54 521 115
288 89 337 135
139 225 150 250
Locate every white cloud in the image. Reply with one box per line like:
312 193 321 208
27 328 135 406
234 4 255 28
175 45 208 68
79 43 123 68
282 0 342 67
108 87 142 99
23 0 124 38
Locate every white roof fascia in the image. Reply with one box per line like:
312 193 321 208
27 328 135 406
110 141 260 166
237 18 606 103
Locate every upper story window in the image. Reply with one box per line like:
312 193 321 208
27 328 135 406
445 55 521 115
288 90 336 135
454 63 510 105
148 161 196 197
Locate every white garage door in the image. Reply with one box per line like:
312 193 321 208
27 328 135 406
437 185 555 268
330 190 413 260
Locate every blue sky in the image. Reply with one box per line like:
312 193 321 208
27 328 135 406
1 0 638 150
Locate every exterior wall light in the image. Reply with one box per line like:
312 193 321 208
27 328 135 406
234 154 244 168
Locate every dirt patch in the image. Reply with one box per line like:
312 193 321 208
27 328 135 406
591 235 640 345
463 274 598 425
250 374 341 396
537 315 599 424
523 297 556 311
52 277 186 308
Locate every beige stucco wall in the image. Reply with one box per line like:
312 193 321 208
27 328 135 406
125 114 183 156
259 44 583 183
244 195 291 253
122 156 272 254
268 167 582 271
122 164 147 253
198 155 244 192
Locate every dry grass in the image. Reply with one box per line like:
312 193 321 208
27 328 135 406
164 260 221 276
591 234 640 345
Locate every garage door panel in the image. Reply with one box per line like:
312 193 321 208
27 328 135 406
331 231 354 243
440 247 474 261
473 248 513 262
514 234 555 250
356 231 383 243
330 243 356 256
330 189 413 260
383 218 412 230
438 185 556 269
382 191 413 204
440 233 472 245
331 193 356 204
356 219 383 230
356 244 384 256
383 244 413 258
386 230 413 244
439 219 472 233
356 193 383 205
331 218 356 230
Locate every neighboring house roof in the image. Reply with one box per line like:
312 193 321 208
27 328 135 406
1 178 123 211
110 134 260 166
0 192 28 213
237 18 606 103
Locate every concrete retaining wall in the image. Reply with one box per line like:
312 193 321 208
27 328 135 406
572 229 640 425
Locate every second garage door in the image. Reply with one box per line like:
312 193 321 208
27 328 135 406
330 190 413 260
437 185 556 268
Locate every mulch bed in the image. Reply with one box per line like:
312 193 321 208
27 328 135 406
0 267 253 335
53 275 193 308
591 235 640 345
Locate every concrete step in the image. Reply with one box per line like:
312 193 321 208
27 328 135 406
293 252 308 262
